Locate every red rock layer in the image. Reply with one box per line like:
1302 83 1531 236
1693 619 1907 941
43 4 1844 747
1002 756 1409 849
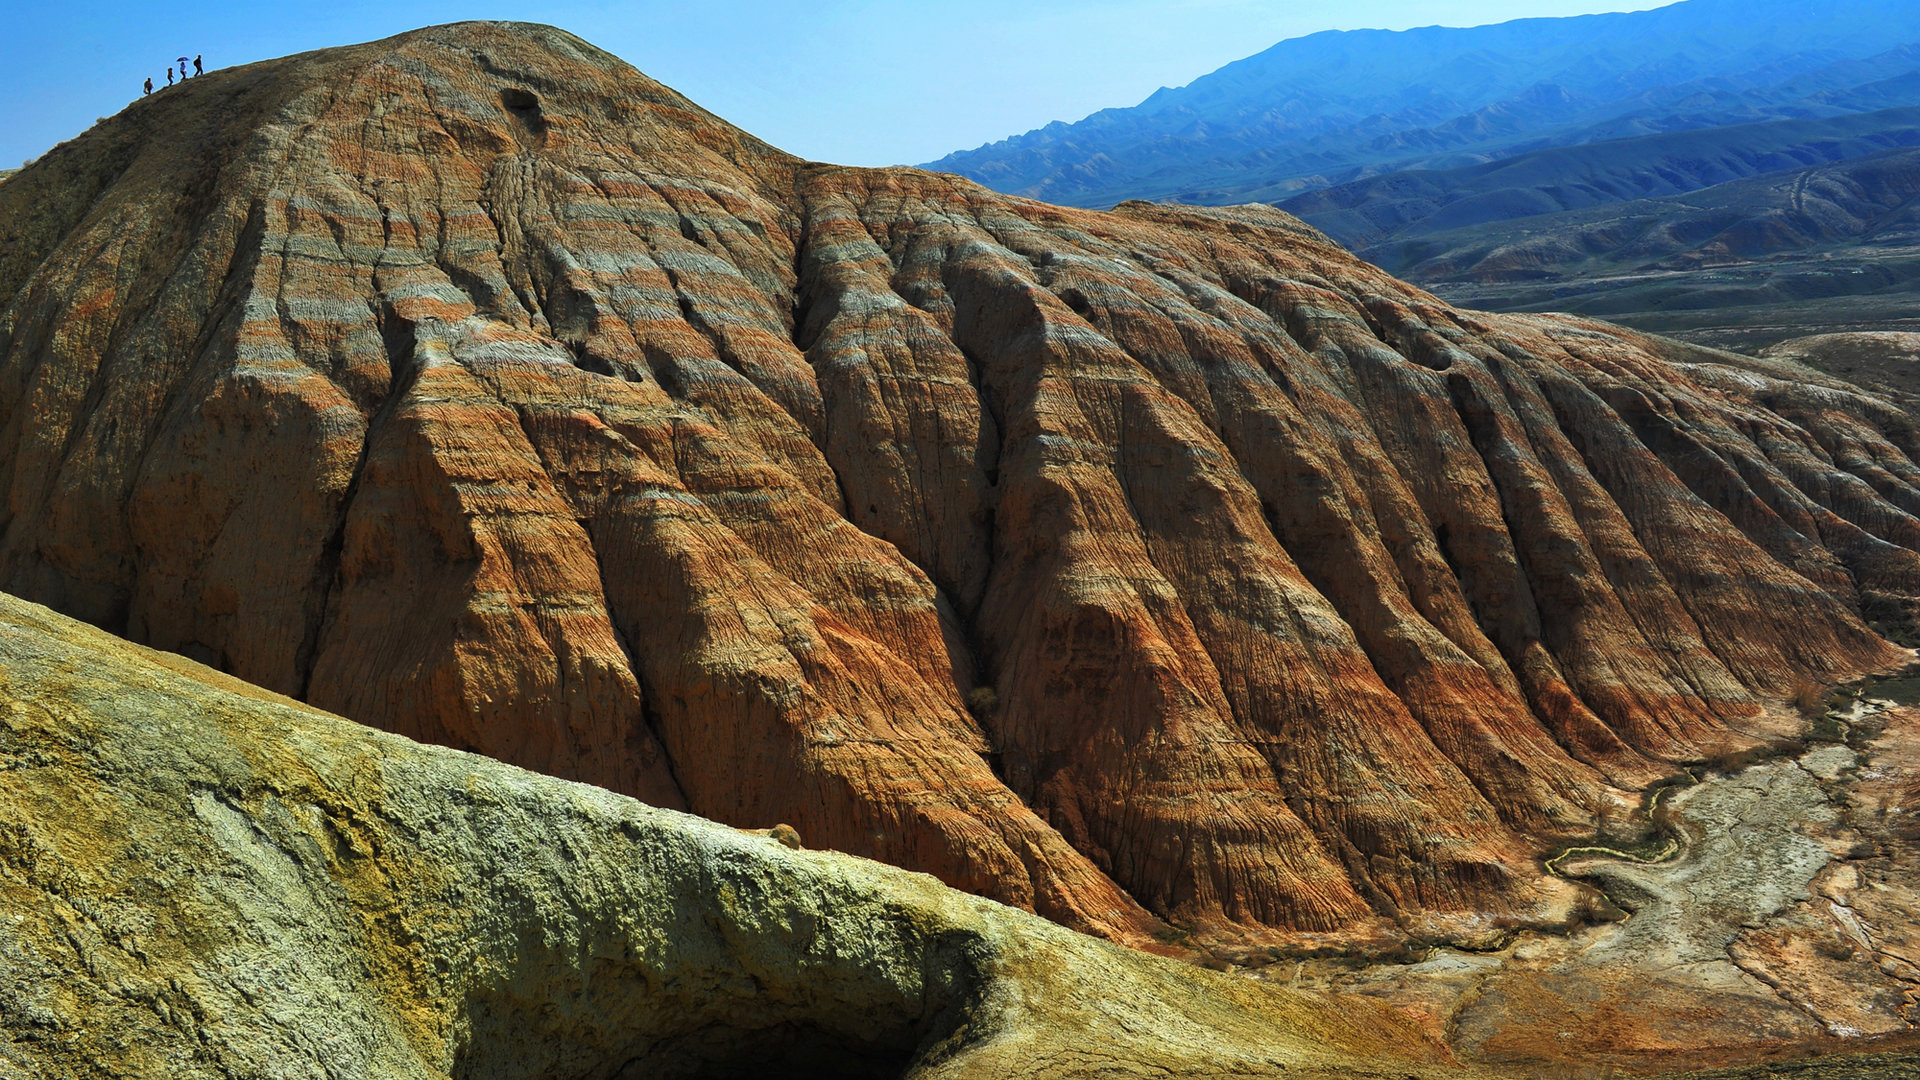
0 22 1910 943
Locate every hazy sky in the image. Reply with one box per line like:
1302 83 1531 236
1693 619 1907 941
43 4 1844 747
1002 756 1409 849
3 1 1673 170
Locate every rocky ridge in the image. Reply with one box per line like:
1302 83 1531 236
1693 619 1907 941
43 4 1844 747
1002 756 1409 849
0 590 1469 1080
1 22 1917 948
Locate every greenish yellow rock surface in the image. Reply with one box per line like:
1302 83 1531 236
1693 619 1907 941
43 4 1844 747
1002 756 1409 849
0 591 1468 1079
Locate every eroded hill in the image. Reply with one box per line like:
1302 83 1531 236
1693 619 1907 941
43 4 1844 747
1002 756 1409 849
2 21 1918 951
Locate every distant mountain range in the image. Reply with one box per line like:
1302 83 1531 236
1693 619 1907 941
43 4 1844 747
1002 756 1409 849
1392 144 1920 352
924 0 1920 211
925 0 1920 351
1330 140 1920 283
1279 106 1920 251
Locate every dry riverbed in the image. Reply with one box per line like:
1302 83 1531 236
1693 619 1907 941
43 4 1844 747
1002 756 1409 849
1250 687 1920 1077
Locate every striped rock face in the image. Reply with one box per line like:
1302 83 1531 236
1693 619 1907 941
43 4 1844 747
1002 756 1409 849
0 21 1913 947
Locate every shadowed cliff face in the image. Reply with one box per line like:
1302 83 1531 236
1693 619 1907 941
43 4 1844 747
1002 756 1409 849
0 21 1914 947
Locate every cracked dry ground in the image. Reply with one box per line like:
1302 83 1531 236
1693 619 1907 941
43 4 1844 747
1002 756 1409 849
1277 695 1920 1074
7 18 1920 1004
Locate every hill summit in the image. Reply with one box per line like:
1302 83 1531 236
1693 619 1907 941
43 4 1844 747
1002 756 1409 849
1 21 1916 949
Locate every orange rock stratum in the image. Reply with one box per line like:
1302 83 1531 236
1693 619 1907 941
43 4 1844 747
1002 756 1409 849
3 21 1915 947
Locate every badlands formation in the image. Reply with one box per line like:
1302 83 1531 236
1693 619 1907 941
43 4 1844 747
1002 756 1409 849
5 23 1920 1069
3 20 1919 944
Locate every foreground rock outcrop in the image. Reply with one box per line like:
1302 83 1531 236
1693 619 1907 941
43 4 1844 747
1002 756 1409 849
0 591 1466 1080
2 21 1918 945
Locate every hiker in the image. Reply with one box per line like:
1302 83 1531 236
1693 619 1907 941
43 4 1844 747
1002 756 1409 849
166 67 173 86
194 55 203 76
143 77 152 95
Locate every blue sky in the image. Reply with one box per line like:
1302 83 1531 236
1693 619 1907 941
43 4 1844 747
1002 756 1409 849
3 1 1671 169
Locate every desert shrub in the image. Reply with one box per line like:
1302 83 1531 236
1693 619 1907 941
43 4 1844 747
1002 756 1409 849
1702 737 1804 776
1703 745 1764 775
1791 679 1827 721
964 685 998 720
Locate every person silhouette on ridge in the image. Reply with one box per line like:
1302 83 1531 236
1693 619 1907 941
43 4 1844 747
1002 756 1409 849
194 55 203 76
143 77 152 95
166 67 173 86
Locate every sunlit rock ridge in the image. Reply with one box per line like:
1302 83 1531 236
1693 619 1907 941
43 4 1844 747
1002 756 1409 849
1 21 1914 948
